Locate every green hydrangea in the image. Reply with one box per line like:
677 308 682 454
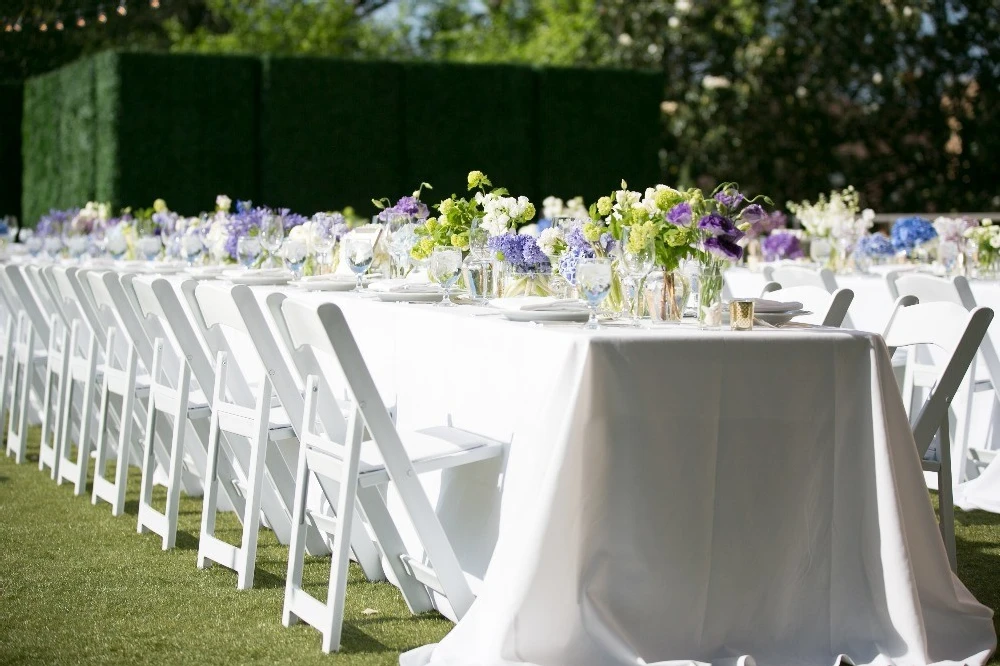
451 232 469 250
439 199 455 215
424 217 439 233
523 202 536 220
654 188 684 211
583 222 602 243
625 220 657 253
597 197 613 216
467 170 491 190
411 238 435 260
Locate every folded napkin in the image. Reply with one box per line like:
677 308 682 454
491 297 589 312
751 298 804 314
298 274 356 283
366 279 441 294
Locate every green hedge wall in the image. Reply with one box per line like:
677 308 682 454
536 67 662 206
0 82 22 220
115 53 260 213
260 57 405 214
23 52 661 223
401 63 539 206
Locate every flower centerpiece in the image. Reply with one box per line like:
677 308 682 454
287 211 349 275
66 201 110 259
486 234 551 296
964 219 1000 277
373 183 433 277
760 232 804 262
34 208 75 256
890 216 937 260
786 187 873 269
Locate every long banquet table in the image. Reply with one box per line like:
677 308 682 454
160 276 996 666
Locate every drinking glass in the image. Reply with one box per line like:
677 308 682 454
939 240 959 275
385 212 415 278
26 234 42 257
66 235 89 261
89 218 108 259
621 226 656 326
283 239 308 277
43 235 63 260
137 235 161 262
260 213 284 268
312 218 338 275
576 257 613 329
237 235 261 269
430 246 463 307
468 217 489 259
344 237 375 292
180 228 204 266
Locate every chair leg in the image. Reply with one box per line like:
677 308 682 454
92 379 114 505
162 405 187 551
197 410 223 571
236 428 269 590
111 388 136 517
72 347 99 495
137 393 158 536
939 421 958 573
283 442 312 628
38 352 60 478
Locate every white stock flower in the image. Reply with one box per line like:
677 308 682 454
542 196 564 220
538 227 564 257
216 194 232 212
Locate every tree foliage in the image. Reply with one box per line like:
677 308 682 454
2 0 998 211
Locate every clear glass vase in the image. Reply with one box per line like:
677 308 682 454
698 264 724 330
644 269 690 324
463 257 498 303
503 266 553 298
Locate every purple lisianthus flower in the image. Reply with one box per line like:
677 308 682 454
760 232 804 261
740 203 767 225
714 189 744 209
488 233 551 274
667 202 692 225
703 234 744 261
698 213 737 235
378 195 430 222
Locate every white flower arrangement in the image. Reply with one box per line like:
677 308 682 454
476 191 535 236
787 187 874 241
537 226 565 258
205 213 232 262
542 196 589 221
934 216 975 243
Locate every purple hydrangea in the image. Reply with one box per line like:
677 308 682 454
36 208 77 237
277 208 308 231
224 206 267 260
312 212 349 241
760 232 804 261
667 202 692 225
488 233 551 274
857 233 895 257
564 225 596 257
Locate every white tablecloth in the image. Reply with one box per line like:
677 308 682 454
146 275 995 665
726 266 1000 513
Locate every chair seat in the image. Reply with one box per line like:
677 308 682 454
358 426 504 476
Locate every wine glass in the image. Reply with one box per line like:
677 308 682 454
237 235 261 269
576 257 613 329
430 246 463 307
311 215 339 275
89 218 108 259
43 235 63 260
344 236 375 292
468 217 489 259
622 226 656 326
259 213 284 268
939 240 959 275
283 238 308 278
384 212 415 278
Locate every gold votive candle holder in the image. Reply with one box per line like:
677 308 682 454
729 299 755 331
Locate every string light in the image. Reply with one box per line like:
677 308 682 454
76 12 86 27
97 6 108 23
12 17 21 32
149 0 160 8
39 20 48 32
117 0 127 16
3 20 11 33
54 17 64 30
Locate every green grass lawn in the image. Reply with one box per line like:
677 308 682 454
0 429 451 665
1 427 999 665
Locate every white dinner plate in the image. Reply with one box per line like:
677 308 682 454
374 291 445 303
501 309 590 323
755 310 812 326
225 273 293 286
293 279 357 292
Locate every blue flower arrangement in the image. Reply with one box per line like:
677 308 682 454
857 233 896 257
890 217 937 252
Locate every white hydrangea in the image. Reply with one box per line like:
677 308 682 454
565 196 589 219
288 220 322 253
205 215 231 262
216 194 232 213
478 192 532 236
543 196 564 220
538 227 564 257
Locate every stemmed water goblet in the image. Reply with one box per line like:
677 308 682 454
344 237 375 292
180 227 204 266
237 235 261 269
385 212 416 279
621 226 656 326
430 246 463 307
260 212 284 268
576 257 613 330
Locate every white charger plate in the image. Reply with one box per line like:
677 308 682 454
375 291 445 303
755 310 812 326
501 309 590 323
225 274 293 286
293 279 357 292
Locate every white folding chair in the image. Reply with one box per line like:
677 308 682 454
762 264 839 293
5 312 41 463
887 272 1000 481
199 282 384 581
3 265 52 429
85 270 188 515
760 282 855 327
188 282 306 589
883 296 994 572
279 299 505 652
